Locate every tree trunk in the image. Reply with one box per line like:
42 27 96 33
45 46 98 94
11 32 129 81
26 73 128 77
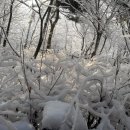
47 1 59 49
33 19 44 58
3 0 15 47
121 22 130 53
91 31 102 58
24 19 32 48
0 4 7 44
100 36 107 54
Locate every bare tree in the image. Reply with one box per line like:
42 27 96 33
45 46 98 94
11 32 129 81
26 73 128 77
33 0 54 58
81 0 118 58
61 0 118 57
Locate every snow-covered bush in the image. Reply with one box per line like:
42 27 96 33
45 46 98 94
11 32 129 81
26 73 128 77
0 46 130 130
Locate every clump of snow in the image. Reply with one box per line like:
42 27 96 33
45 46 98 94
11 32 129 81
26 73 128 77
42 101 88 130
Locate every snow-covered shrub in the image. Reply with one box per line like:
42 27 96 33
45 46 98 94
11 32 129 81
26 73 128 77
0 46 130 130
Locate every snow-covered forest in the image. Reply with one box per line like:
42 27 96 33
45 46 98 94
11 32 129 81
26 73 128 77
1 0 130 130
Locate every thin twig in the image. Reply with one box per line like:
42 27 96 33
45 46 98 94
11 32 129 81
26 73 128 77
47 69 64 95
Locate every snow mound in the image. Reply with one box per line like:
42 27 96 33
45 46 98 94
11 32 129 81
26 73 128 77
42 101 88 130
